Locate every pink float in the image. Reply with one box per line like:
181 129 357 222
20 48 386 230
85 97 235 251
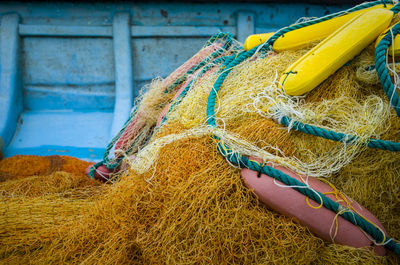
241 157 387 255
85 164 114 182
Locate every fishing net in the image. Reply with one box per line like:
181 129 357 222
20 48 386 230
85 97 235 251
2 1 400 263
0 155 103 262
97 33 242 175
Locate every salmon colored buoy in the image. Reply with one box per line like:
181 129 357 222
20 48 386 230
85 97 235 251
85 164 113 182
241 157 387 255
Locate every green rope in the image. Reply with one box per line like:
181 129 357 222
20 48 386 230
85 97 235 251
279 116 400 151
375 21 400 117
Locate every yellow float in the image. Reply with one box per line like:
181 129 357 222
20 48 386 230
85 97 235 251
280 8 393 96
243 4 393 52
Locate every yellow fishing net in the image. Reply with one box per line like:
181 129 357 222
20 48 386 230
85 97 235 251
2 16 400 265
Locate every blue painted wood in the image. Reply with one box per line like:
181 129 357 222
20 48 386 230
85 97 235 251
19 24 236 37
132 37 207 81
22 37 115 110
5 145 106 159
19 24 112 37
131 26 236 37
4 111 113 160
237 12 255 43
0 13 22 154
24 85 115 110
111 12 134 138
22 37 115 86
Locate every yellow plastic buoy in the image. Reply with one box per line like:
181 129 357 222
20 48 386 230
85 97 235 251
243 32 274 51
243 4 393 52
279 8 393 96
375 22 400 57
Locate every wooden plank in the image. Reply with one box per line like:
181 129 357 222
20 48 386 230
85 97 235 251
19 24 112 37
0 13 22 150
131 25 236 37
19 24 236 38
237 12 255 43
111 12 134 138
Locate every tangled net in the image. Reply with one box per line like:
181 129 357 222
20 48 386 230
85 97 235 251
2 2 400 263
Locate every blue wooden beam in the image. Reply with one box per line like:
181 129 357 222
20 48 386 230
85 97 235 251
236 11 255 43
0 13 22 153
130 25 236 37
19 24 112 37
19 24 237 38
110 12 134 138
